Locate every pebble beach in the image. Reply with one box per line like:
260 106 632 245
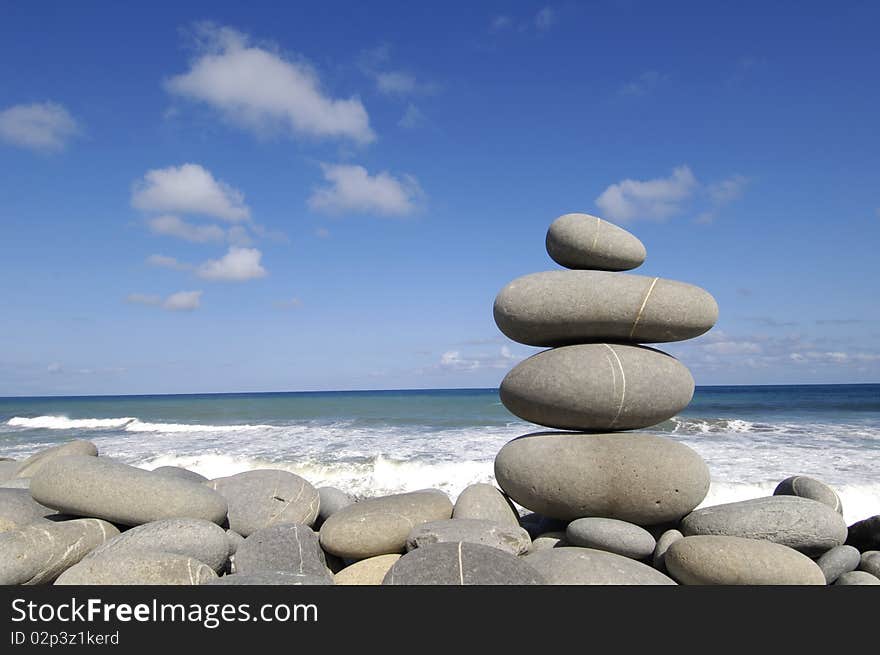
1 213 878 586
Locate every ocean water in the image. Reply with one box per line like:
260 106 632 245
1 385 878 524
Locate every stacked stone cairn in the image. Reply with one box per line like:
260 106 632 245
0 215 877 585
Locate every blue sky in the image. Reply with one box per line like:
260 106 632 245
1 1 878 396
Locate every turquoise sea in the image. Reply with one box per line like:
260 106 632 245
2 384 878 523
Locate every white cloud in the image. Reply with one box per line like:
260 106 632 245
399 103 425 129
163 290 203 311
438 346 518 372
166 23 374 144
47 362 63 374
596 165 697 222
0 102 79 152
535 7 557 31
376 71 417 95
308 163 422 217
146 254 192 271
147 215 226 243
315 227 330 238
197 246 267 281
132 164 250 222
127 291 202 311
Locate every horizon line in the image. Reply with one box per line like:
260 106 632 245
1 381 878 401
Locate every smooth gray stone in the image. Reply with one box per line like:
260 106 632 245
846 515 880 551
835 571 880 585
0 461 19 482
495 432 710 524
681 496 848 556
525 546 676 585
0 488 58 532
406 519 531 555
859 551 880 578
55 551 217 585
226 529 245 555
84 518 230 571
320 489 453 560
816 545 860 584
666 536 825 585
774 475 842 514
653 529 683 573
453 484 520 528
545 213 646 271
30 456 228 527
206 469 319 536
233 523 327 577
529 531 568 553
566 517 656 560
383 542 545 585
494 271 717 347
206 571 333 585
152 466 208 483
317 486 354 525
13 440 98 479
0 478 31 489
0 518 119 585
500 345 694 431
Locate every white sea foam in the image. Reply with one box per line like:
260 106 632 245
7 415 272 434
7 416 137 429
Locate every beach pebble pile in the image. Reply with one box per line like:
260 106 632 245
0 214 878 585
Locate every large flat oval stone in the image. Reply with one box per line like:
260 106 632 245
30 456 228 527
665 536 826 585
13 440 98 479
55 551 217 585
320 490 453 560
383 542 545 585
0 518 119 585
84 518 230 571
206 571 333 585
206 469 320 536
681 496 848 556
495 432 710 524
545 213 646 271
525 546 676 584
500 344 694 431
494 270 718 347
406 519 531 555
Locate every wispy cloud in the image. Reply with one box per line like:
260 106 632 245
308 163 423 217
619 71 667 97
596 166 748 224
276 297 303 309
398 103 426 129
358 44 437 97
126 290 203 311
745 316 799 328
166 23 374 144
0 102 79 152
438 346 519 372
535 7 557 32
147 215 226 243
197 246 267 281
132 164 250 222
146 254 192 271
489 15 514 32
